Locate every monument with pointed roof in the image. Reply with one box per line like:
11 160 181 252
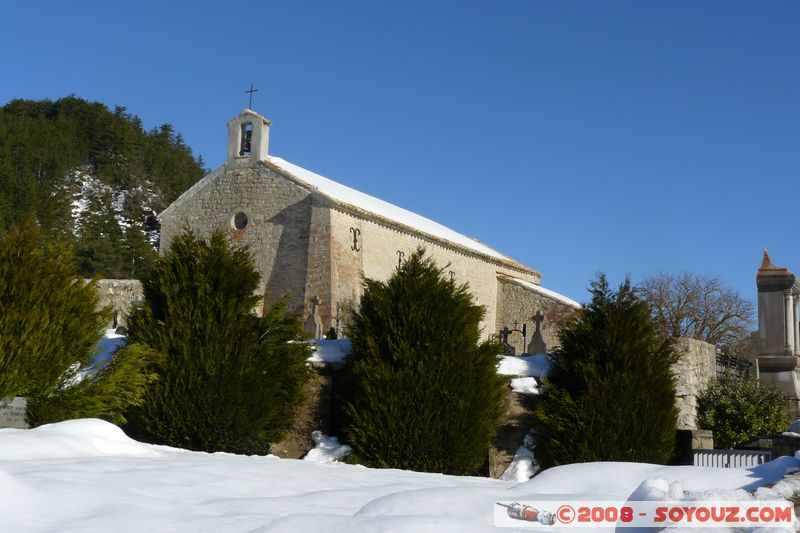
756 250 800 405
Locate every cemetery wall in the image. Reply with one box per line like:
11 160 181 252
495 278 574 355
672 337 717 430
94 279 143 329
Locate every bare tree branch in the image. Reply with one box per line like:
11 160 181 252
637 272 754 350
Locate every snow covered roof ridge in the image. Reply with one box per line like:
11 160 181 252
264 157 537 274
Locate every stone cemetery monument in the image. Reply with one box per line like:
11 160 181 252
0 397 28 429
527 311 547 355
756 251 800 409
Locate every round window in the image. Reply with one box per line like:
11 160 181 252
232 212 248 230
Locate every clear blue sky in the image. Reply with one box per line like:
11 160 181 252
2 1 798 309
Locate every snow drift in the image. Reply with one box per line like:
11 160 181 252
1 419 798 531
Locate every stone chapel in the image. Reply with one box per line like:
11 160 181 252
159 109 579 353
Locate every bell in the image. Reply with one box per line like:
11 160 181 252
239 128 253 156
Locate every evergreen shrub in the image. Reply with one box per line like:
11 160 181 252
28 344 164 426
0 220 158 425
126 230 310 454
698 380 788 449
533 275 678 468
341 248 505 475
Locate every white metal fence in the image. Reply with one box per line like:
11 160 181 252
693 449 772 468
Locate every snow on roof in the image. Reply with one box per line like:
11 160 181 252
499 274 581 309
266 156 511 262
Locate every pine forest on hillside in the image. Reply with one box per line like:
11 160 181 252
0 97 205 278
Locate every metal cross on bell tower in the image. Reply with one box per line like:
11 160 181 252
245 83 258 109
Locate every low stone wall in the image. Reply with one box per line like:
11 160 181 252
672 337 717 430
495 278 574 356
673 429 714 465
741 434 800 461
93 279 143 329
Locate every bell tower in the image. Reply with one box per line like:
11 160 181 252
227 109 270 165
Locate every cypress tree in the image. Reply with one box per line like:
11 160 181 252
341 248 505 475
27 343 164 427
0 220 106 400
0 219 159 425
533 275 678 467
126 230 310 454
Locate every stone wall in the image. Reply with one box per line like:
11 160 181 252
495 277 575 355
159 163 314 316
302 198 334 332
672 337 717 430
159 160 556 341
94 279 143 329
327 207 540 338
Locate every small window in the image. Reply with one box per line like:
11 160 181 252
232 212 248 230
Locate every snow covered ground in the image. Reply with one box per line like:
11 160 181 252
91 328 127 368
1 419 798 532
497 353 551 379
307 338 352 365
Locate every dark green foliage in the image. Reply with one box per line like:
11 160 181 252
698 380 788 449
0 220 107 399
0 220 158 425
126 230 310 454
533 275 678 468
0 96 204 277
28 343 164 427
341 248 505 475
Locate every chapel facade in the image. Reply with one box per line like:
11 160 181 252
159 110 579 354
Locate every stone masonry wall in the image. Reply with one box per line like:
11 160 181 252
159 164 313 316
328 207 540 337
93 279 143 329
495 278 573 355
672 337 717 430
160 160 547 338
303 197 334 332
